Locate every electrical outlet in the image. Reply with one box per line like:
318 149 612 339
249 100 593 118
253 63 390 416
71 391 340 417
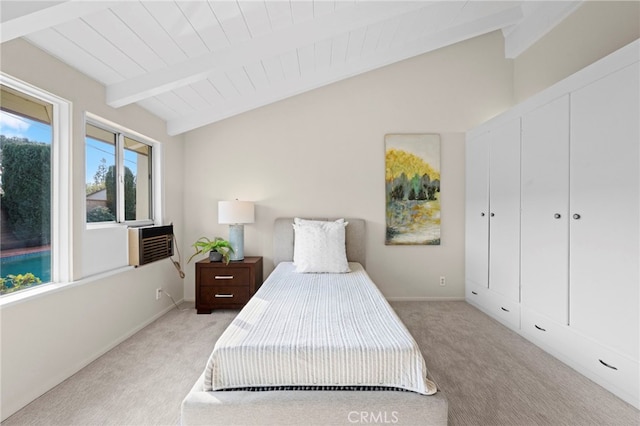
156 288 162 300
439 276 446 286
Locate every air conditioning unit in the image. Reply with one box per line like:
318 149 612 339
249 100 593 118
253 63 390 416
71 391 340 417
128 224 174 266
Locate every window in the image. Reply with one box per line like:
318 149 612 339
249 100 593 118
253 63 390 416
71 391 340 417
0 75 71 297
85 117 153 225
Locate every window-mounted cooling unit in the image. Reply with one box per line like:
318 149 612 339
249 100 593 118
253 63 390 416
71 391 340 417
128 224 174 266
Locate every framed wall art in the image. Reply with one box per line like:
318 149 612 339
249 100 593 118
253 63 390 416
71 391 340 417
385 133 441 245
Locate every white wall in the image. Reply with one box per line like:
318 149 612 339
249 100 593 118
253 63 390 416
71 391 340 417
0 39 185 420
182 32 514 301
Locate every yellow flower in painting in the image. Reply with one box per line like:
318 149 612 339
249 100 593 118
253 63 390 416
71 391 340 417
385 148 440 181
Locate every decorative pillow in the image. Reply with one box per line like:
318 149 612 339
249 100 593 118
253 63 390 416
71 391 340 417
293 218 345 264
293 218 350 273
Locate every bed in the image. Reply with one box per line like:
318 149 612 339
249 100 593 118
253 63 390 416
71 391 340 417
181 218 448 425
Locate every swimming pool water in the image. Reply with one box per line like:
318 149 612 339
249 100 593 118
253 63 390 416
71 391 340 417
1 251 51 283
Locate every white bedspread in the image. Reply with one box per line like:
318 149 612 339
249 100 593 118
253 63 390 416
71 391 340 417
203 262 438 395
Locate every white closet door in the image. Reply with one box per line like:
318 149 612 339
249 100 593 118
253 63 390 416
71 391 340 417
465 131 490 288
570 63 639 359
521 96 570 324
488 118 521 302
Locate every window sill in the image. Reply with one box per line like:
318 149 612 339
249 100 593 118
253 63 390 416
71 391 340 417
0 265 134 309
86 220 155 230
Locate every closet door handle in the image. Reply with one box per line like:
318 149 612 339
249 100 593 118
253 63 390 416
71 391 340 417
598 359 618 370
500 307 509 312
573 214 581 220
534 325 546 332
554 213 561 219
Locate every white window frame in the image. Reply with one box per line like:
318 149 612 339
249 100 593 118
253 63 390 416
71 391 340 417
84 113 161 228
0 72 72 297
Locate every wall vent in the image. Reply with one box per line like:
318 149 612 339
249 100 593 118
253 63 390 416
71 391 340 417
128 224 174 266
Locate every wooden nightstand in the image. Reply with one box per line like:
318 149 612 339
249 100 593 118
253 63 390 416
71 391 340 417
195 256 263 314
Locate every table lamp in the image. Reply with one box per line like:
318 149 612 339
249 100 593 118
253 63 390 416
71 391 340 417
218 200 255 261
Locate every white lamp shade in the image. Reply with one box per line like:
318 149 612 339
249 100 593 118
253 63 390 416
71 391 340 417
218 200 255 224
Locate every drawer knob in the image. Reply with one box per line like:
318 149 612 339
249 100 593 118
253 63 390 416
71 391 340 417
215 275 234 280
534 324 546 332
500 307 509 312
490 213 495 217
573 213 581 220
598 359 618 370
480 212 485 217
215 294 234 298
554 213 561 219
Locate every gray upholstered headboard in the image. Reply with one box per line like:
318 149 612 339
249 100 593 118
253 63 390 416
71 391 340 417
273 218 366 268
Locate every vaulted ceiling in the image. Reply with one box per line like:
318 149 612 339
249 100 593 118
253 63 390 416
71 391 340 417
1 1 582 135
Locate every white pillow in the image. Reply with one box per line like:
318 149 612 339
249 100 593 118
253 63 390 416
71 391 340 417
293 218 350 273
293 218 345 264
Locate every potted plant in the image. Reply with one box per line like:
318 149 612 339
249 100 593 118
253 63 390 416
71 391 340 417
188 237 234 264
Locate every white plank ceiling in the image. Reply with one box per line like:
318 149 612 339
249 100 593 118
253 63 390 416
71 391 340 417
1 1 582 136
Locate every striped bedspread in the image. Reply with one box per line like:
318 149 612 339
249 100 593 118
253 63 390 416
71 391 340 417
203 262 438 395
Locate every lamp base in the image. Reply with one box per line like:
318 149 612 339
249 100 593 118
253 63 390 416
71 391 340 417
228 224 245 261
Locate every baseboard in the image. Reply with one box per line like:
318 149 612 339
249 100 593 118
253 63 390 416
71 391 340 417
83 299 182 374
2 300 182 421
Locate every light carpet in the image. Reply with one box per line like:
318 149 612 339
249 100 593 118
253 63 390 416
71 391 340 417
2 301 638 425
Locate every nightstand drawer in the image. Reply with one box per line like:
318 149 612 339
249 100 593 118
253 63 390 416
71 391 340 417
199 267 250 286
199 285 251 307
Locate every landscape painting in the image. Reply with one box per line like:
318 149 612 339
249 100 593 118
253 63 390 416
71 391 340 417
385 134 441 245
